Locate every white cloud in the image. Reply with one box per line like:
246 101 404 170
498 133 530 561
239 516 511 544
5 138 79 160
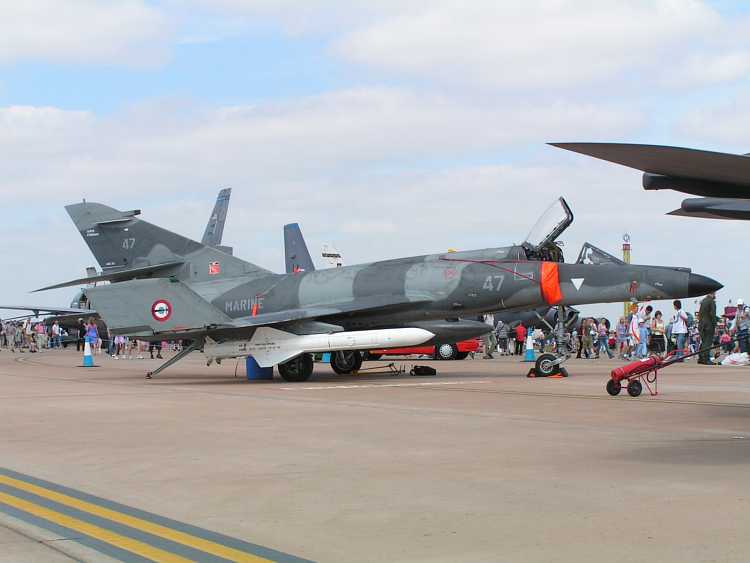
0 89 642 204
676 92 750 147
332 0 747 91
0 0 170 65
187 0 750 92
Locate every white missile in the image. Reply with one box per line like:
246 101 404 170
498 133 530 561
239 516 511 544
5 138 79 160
204 326 435 367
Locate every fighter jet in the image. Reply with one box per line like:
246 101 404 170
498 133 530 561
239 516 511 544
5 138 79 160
38 196 720 381
551 143 750 220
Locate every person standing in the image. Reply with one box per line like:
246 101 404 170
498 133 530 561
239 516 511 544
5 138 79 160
482 313 496 359
615 317 627 358
85 318 99 350
496 320 509 356
514 323 527 356
51 321 61 349
651 311 666 354
580 319 594 359
698 292 717 364
671 300 689 360
76 318 86 352
597 319 613 359
734 305 750 355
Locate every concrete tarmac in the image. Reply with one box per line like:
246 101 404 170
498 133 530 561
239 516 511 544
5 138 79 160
0 349 748 562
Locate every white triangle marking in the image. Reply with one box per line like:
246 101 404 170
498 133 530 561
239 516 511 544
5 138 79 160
571 278 584 291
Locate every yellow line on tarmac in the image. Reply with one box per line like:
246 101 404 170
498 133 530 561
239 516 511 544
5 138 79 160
0 475 270 562
0 491 190 563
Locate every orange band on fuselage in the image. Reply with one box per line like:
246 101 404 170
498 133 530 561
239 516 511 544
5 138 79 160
540 262 563 305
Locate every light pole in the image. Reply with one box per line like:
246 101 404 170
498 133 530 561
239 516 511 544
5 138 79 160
622 233 632 317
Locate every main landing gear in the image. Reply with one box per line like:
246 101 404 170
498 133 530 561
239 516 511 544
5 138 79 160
278 353 314 382
330 351 363 375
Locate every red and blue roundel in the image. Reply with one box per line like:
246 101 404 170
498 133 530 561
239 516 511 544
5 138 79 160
151 300 173 322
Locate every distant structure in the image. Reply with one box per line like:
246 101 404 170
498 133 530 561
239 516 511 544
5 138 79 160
622 233 632 317
322 244 343 268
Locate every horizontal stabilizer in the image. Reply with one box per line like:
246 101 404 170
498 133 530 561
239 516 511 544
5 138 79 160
34 261 184 292
0 305 91 316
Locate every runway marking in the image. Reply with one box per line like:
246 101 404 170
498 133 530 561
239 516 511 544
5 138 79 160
279 379 492 390
0 468 311 563
0 491 190 562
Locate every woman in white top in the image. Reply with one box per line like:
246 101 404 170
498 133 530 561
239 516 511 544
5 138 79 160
671 300 689 360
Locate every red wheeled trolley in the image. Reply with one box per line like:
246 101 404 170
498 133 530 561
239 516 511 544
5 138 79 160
607 352 682 397
607 341 735 397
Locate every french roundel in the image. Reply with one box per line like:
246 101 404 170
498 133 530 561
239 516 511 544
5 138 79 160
151 300 173 322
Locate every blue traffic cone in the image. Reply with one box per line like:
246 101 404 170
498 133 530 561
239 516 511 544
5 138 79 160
83 339 95 367
522 335 536 362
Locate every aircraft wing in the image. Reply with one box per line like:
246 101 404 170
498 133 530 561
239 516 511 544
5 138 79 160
0 305 89 314
84 277 430 340
550 142 750 187
0 305 93 317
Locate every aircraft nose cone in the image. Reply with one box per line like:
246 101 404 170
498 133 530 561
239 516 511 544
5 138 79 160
687 273 723 297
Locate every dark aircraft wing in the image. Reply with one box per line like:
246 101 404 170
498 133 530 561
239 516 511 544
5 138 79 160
284 223 316 273
667 197 750 221
550 142 750 187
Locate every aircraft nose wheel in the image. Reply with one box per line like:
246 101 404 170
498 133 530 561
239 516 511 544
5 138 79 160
534 353 559 377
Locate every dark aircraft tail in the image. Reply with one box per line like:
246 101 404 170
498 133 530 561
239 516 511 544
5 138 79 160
284 223 316 273
65 201 271 280
202 188 233 254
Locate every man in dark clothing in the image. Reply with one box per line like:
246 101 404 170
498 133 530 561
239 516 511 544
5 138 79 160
76 319 86 352
698 292 717 365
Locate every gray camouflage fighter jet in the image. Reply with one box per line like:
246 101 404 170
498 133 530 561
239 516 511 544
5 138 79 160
551 143 750 221
40 197 721 381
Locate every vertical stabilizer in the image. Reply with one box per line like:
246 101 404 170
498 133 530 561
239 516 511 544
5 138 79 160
65 200 271 282
284 223 316 273
202 188 232 253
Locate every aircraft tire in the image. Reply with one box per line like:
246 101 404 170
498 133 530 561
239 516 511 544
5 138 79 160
627 379 643 397
331 351 362 374
455 352 469 360
534 353 559 377
435 343 458 361
606 379 621 396
278 354 314 382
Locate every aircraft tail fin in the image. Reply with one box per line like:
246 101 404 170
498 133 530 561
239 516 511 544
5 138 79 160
202 188 232 254
284 223 316 273
65 200 271 280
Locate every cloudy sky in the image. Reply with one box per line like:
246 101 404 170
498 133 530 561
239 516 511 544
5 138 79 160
1 0 749 321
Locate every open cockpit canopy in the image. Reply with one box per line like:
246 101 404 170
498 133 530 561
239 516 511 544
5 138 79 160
522 197 573 262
